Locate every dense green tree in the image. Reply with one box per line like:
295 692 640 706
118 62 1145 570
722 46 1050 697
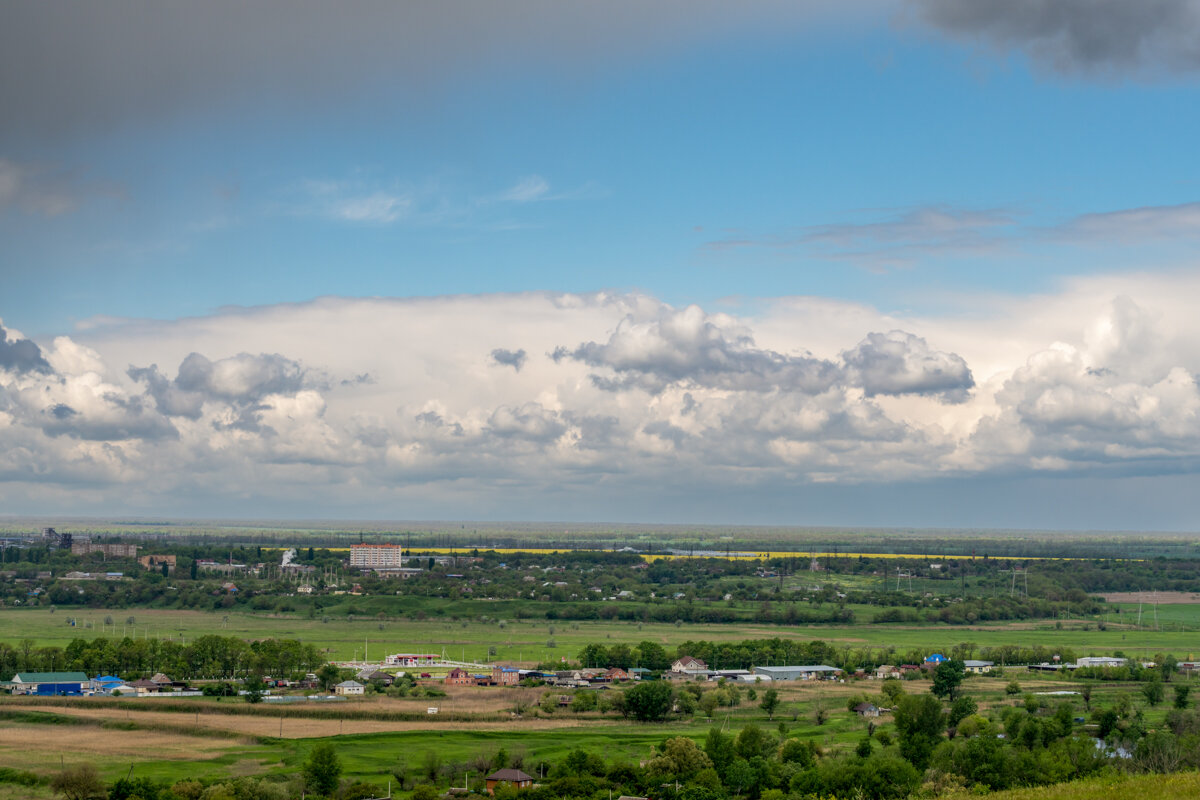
1097 709 1120 739
931 659 966 700
635 640 671 671
704 728 737 778
894 694 945 769
778 738 816 768
759 688 780 720
647 738 713 780
734 725 770 760
109 776 163 800
303 742 343 797
243 673 266 703
1143 677 1166 706
948 696 978 728
316 663 342 692
624 680 674 722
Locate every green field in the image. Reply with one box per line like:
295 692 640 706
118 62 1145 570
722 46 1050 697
4 606 1199 664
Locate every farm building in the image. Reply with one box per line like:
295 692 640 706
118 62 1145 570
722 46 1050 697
854 702 881 718
1076 656 1126 668
485 769 534 794
5 671 89 695
752 665 842 681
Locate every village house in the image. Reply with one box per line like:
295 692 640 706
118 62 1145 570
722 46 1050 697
334 680 365 696
128 678 162 695
963 660 995 674
492 666 521 686
604 667 631 682
357 669 395 686
854 702 881 718
671 655 708 673
875 665 901 680
485 769 534 794
444 668 475 686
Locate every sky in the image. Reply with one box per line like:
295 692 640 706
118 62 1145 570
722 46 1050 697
4 0 1200 529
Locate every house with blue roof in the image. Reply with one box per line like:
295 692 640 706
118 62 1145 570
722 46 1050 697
924 653 948 664
91 675 124 694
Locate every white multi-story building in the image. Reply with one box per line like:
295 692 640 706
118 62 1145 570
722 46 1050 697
349 543 404 568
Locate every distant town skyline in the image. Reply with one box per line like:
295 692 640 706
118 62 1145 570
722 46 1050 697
4 2 1200 529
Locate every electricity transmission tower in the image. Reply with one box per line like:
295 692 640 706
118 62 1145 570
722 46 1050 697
1000 568 1029 597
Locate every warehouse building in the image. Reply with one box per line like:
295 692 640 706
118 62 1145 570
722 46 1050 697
751 665 843 681
4 671 89 695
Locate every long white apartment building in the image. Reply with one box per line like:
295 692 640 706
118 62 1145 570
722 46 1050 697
349 543 405 568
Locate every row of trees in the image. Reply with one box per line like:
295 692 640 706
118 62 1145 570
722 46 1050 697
0 634 323 681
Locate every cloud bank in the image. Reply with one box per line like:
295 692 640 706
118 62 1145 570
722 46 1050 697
4 276 1200 524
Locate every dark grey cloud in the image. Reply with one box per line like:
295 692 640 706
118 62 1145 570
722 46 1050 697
175 352 305 400
131 351 307 418
643 420 688 447
490 348 528 372
127 365 205 419
39 393 178 441
486 403 567 443
212 402 274 435
340 372 375 387
564 413 621 450
0 1 842 143
842 331 974 402
50 403 76 420
0 324 52 374
555 307 842 394
913 0 1200 77
415 410 464 436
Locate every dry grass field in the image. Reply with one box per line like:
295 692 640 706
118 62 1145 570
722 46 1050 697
0 722 234 768
10 702 601 738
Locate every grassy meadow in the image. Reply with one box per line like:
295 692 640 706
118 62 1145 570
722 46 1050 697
3 605 1200 664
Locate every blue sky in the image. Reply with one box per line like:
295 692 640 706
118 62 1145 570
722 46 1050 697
4 1 1200 528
